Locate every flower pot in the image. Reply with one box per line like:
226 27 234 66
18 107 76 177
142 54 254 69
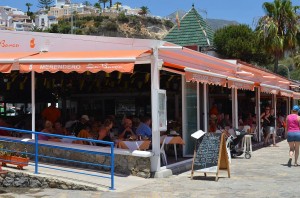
10 156 29 169
0 155 11 166
0 155 29 170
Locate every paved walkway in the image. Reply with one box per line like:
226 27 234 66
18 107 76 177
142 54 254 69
2 139 300 197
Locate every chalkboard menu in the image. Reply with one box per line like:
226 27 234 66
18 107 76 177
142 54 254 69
193 133 222 172
191 132 230 181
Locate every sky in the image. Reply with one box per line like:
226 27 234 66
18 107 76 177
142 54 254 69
1 0 299 27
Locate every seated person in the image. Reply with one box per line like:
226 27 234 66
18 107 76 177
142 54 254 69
73 126 93 145
40 120 54 141
53 121 67 135
118 118 136 140
136 116 152 139
70 115 90 136
97 119 113 147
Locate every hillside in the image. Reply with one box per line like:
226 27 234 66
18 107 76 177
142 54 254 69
42 11 239 40
44 13 173 40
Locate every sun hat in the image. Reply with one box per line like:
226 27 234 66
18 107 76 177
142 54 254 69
292 105 299 112
81 115 89 121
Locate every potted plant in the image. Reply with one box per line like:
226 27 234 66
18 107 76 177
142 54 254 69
0 144 29 170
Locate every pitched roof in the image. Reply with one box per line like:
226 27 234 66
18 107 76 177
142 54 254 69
164 6 214 48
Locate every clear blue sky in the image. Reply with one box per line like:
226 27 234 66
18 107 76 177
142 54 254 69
1 0 299 27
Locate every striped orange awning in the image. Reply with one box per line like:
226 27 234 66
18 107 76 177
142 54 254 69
0 52 39 73
18 50 150 73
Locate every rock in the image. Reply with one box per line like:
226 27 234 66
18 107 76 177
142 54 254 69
29 179 41 188
49 182 58 188
3 177 14 187
60 184 68 190
13 177 28 187
41 182 49 188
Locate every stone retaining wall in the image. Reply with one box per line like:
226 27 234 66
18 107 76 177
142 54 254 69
0 141 151 178
0 172 97 190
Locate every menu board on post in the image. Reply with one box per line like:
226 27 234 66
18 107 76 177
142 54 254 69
158 89 167 131
191 133 230 181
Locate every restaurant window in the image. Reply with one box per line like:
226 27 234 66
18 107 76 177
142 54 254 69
183 81 197 156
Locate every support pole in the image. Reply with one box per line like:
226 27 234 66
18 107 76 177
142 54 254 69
150 48 160 172
231 88 238 129
203 83 208 132
256 87 261 142
197 82 200 130
31 71 35 139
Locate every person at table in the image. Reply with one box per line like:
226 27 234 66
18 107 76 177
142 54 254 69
70 115 90 137
73 126 93 145
41 102 61 125
53 121 68 135
136 116 152 139
39 120 53 141
97 119 113 147
118 118 136 140
90 121 101 140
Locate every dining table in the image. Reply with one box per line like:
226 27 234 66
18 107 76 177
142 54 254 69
117 140 151 151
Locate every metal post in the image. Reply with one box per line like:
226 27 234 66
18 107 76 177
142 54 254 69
150 48 160 172
231 88 238 128
256 87 261 142
110 143 114 190
203 83 208 132
182 75 187 156
31 71 35 139
34 133 38 174
273 94 277 134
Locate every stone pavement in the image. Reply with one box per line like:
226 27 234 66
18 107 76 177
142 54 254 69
2 139 300 197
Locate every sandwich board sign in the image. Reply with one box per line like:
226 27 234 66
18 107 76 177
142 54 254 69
191 132 230 181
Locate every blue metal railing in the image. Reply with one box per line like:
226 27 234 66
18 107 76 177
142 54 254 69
0 126 115 190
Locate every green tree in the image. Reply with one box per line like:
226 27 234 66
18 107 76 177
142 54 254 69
214 24 271 65
38 0 54 9
139 6 149 16
256 0 300 73
25 3 32 13
94 2 101 9
114 2 122 10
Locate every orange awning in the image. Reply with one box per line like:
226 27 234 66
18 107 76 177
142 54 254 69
0 52 39 73
19 50 149 73
280 89 293 97
293 92 300 100
185 68 227 87
227 77 255 91
260 84 280 95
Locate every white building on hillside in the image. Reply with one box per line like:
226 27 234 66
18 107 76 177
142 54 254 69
0 6 33 31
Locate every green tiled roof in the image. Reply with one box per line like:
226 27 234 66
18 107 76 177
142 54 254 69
164 7 214 48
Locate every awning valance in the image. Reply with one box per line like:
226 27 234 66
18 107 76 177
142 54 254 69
0 52 39 73
293 92 300 99
227 77 255 91
260 83 280 95
280 89 293 97
18 50 149 73
185 68 227 86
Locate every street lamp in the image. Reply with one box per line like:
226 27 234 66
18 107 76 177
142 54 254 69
278 64 290 79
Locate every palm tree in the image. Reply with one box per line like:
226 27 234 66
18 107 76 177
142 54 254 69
25 3 32 13
38 0 54 9
256 0 300 73
139 6 149 16
114 2 121 10
82 1 91 6
99 0 109 9
109 0 112 8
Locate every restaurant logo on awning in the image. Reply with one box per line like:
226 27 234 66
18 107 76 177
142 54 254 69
0 40 20 48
